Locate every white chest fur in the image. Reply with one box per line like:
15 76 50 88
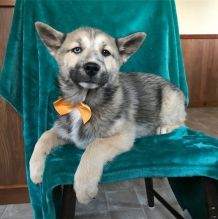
69 108 87 149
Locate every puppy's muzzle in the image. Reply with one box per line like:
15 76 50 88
84 62 100 77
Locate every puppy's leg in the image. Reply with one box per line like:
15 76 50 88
158 86 186 135
74 129 135 204
30 128 66 184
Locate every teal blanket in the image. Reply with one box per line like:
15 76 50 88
0 0 218 219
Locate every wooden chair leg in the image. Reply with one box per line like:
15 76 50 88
203 177 218 219
60 185 76 219
145 178 184 219
145 178 155 207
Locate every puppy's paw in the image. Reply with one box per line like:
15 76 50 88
74 170 98 204
157 125 180 135
75 183 98 204
29 156 45 184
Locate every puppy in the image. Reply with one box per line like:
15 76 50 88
30 22 186 204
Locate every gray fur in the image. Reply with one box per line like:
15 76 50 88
35 22 186 149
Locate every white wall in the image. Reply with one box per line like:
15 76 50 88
175 0 218 34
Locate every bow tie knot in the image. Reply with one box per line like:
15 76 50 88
53 98 92 124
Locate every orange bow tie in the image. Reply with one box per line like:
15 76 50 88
53 98 92 124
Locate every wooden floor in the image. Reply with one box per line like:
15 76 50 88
0 107 217 219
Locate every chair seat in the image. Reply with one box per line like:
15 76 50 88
39 126 218 218
43 126 218 190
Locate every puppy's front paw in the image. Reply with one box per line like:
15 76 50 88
74 170 98 204
29 156 45 184
157 125 180 135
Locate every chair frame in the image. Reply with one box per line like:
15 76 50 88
60 177 218 219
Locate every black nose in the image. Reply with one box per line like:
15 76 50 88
84 62 100 77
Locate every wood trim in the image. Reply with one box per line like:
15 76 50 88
188 102 206 108
0 0 15 7
0 187 30 204
180 34 218 39
0 184 28 190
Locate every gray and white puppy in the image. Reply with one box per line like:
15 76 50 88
30 22 186 204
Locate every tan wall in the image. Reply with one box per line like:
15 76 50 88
176 0 218 34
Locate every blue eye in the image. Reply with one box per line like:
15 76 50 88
72 47 82 54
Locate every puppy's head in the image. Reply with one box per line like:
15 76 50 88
35 22 146 89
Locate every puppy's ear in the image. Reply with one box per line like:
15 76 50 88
35 22 66 55
116 32 146 63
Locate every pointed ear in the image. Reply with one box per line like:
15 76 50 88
35 22 66 55
116 32 146 63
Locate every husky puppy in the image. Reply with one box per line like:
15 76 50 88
30 22 186 204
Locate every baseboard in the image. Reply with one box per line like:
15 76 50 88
189 101 218 107
0 185 30 204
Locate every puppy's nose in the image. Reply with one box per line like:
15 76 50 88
84 62 100 77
